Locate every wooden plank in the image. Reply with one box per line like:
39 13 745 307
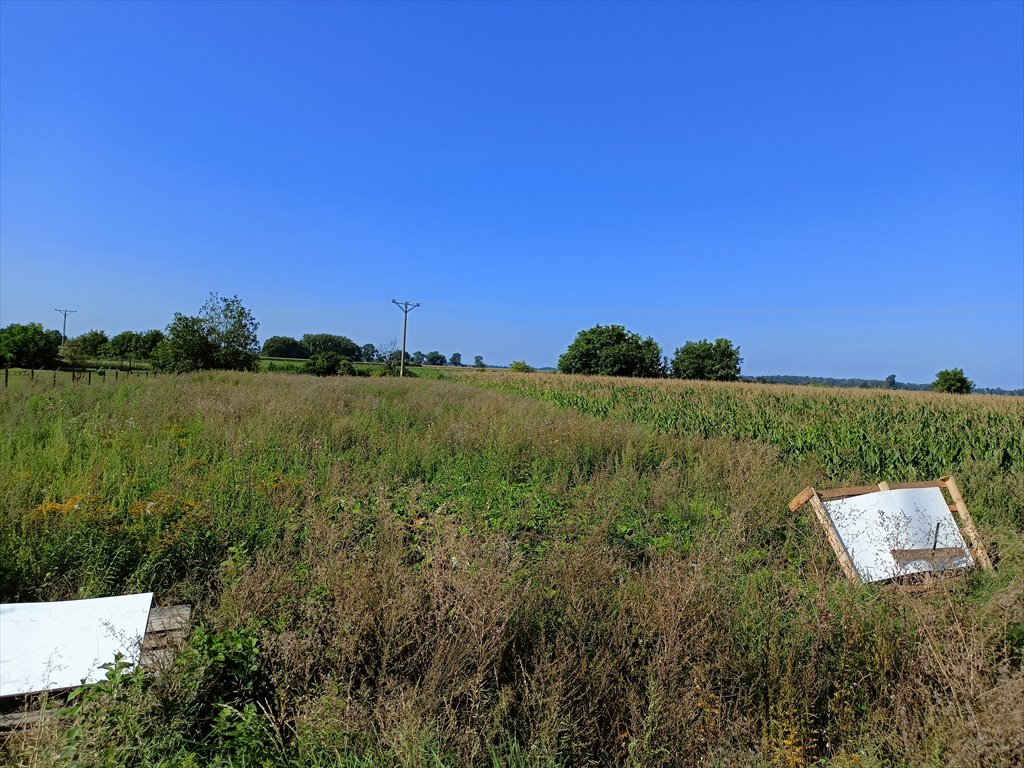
943 476 993 571
141 633 183 651
146 605 191 633
140 605 191 670
788 486 815 513
0 706 70 730
817 484 883 500
817 479 947 502
888 480 948 491
140 647 176 670
807 492 860 582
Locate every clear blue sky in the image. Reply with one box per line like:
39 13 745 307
1 1 1022 388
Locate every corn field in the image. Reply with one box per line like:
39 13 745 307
454 371 1024 484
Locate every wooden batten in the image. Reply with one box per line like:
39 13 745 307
787 486 860 582
941 476 993 571
788 486 815 513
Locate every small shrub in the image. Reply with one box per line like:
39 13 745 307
304 352 343 376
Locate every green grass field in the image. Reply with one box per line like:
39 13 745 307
1 372 1021 766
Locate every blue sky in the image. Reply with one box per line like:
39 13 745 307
1 1 1021 387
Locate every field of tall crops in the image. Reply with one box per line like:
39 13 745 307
451 372 1024 529
1 372 1021 767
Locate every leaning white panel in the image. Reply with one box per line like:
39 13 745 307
823 487 973 583
0 593 153 697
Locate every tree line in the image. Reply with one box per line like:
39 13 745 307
0 294 487 376
554 324 980 393
0 304 982 393
262 334 480 370
0 294 259 373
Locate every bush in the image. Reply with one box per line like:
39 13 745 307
509 360 535 372
933 368 974 394
304 352 343 376
671 338 742 381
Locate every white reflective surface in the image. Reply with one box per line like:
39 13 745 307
0 593 153 697
824 487 972 583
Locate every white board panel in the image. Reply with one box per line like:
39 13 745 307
823 487 973 583
0 593 153 697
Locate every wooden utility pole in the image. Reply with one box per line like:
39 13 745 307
54 308 77 354
391 300 420 377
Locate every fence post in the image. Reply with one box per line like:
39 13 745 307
115 369 119 381
88 371 92 385
30 368 34 380
53 369 57 386
4 366 7 387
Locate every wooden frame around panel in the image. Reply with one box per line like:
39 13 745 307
788 476 993 585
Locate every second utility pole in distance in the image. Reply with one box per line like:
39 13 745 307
55 308 77 354
391 300 420 377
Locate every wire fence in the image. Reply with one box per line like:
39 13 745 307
3 366 160 388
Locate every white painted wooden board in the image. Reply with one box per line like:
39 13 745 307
0 593 153 697
823 487 973 583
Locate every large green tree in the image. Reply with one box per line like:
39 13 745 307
65 329 109 360
106 330 164 363
136 329 165 359
424 351 447 366
932 368 973 394
558 324 664 378
106 331 141 361
153 315 218 372
302 333 360 361
671 338 742 381
262 336 309 359
0 322 62 368
202 293 260 370
154 294 259 372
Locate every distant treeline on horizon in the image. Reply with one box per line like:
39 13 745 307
744 374 1024 397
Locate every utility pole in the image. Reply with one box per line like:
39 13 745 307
54 308 77 353
391 300 420 377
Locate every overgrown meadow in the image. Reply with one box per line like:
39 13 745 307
1 372 1021 767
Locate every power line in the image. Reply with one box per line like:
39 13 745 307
422 301 1023 316
391 300 420 377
